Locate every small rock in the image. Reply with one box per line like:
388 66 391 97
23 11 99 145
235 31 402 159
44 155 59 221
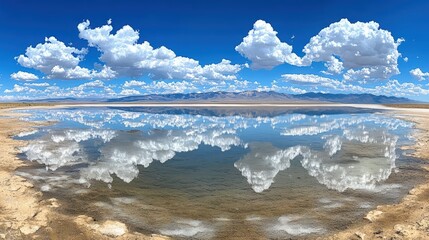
394 224 406 236
393 224 418 237
74 215 129 237
403 194 417 202
355 231 366 239
9 185 21 191
417 218 429 229
409 188 420 195
34 209 48 225
97 220 127 237
40 185 50 192
19 224 40 235
47 198 60 208
3 222 12 228
23 181 34 188
74 215 95 225
365 210 383 222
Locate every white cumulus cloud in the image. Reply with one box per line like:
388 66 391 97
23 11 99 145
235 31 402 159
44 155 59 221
16 36 116 80
78 20 242 81
280 73 429 97
24 82 50 87
302 19 402 80
74 80 105 91
123 80 146 88
235 20 303 69
282 74 341 87
10 71 39 81
372 79 429 96
4 84 39 94
410 68 429 81
142 81 199 94
120 89 141 96
237 19 403 81
17 36 86 74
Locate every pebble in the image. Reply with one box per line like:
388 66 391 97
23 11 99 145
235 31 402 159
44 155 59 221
365 210 383 222
19 224 40 235
96 220 128 237
354 231 366 239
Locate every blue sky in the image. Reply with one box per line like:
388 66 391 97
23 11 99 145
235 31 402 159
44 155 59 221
1 0 429 101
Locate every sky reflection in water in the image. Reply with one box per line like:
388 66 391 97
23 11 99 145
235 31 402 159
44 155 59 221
16 107 418 238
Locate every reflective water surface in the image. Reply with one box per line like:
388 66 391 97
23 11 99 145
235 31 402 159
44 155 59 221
15 107 425 239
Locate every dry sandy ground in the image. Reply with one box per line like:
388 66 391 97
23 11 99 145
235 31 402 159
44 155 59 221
1 103 429 239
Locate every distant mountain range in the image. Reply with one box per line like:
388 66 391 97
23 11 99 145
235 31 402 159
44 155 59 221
107 91 297 103
106 91 416 104
26 91 417 104
294 92 416 104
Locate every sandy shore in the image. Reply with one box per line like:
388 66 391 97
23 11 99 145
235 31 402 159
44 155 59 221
0 109 51 238
1 103 429 239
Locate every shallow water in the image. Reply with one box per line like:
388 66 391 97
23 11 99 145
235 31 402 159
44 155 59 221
15 107 425 239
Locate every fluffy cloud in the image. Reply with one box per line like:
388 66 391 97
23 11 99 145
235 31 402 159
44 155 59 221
142 81 199 94
16 36 116 80
121 78 263 95
254 83 307 94
323 56 344 75
372 79 429 96
74 80 105 91
120 89 141 96
3 80 117 99
123 80 146 88
237 19 403 81
15 19 242 82
24 82 50 87
282 74 342 87
78 20 242 81
67 80 117 97
3 77 262 100
281 73 429 96
10 71 39 81
303 19 403 80
281 73 361 92
235 20 303 69
410 68 429 81
17 36 86 74
4 74 429 100
4 84 39 94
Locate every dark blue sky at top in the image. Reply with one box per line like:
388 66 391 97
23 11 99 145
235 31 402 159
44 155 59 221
1 0 429 100
3 0 428 63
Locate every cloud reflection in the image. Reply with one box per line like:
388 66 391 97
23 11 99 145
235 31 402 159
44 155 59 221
236 121 401 192
20 108 411 192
